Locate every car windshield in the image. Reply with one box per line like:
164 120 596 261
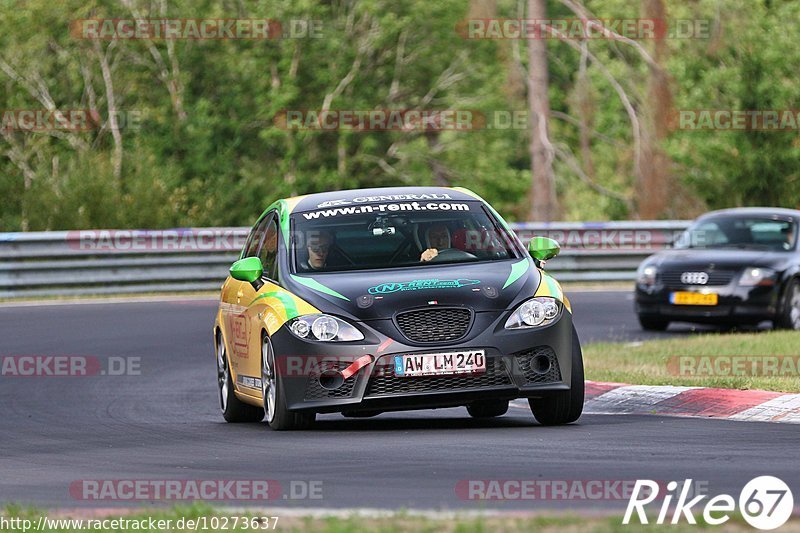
674 215 797 251
290 200 521 273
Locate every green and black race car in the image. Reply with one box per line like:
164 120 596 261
214 187 584 430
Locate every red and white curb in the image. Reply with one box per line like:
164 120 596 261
513 381 800 424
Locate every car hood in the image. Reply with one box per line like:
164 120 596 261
646 248 790 270
283 260 539 320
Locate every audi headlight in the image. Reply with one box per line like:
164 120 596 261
505 297 562 329
637 264 658 286
289 314 364 342
739 267 777 287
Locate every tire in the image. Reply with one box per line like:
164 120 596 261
776 278 800 330
638 315 670 331
466 400 509 418
528 327 584 425
216 332 264 423
261 334 315 431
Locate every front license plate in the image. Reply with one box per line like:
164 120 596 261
394 350 486 377
670 291 718 306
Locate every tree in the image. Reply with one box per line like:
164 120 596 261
526 0 559 221
635 0 672 219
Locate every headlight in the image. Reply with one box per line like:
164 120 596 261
289 314 364 342
637 264 657 286
739 267 777 287
505 297 562 329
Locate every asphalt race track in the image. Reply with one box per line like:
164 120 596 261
0 291 797 512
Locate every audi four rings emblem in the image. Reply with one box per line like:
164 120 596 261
681 271 709 285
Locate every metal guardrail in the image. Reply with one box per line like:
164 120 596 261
0 222 691 298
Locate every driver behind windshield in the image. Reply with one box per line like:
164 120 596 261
303 230 333 270
420 223 451 262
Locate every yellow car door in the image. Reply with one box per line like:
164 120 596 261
222 213 274 401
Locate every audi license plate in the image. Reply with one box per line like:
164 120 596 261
394 350 486 377
670 291 718 306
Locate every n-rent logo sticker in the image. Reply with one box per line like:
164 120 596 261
368 279 480 295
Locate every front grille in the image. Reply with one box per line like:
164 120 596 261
304 360 358 401
513 346 561 385
395 308 472 343
660 270 735 288
365 356 512 397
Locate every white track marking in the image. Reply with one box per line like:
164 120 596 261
728 394 800 423
583 385 698 414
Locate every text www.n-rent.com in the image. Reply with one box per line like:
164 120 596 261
302 202 470 219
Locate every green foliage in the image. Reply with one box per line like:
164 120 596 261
0 0 798 230
666 0 800 210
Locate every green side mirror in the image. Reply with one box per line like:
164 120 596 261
229 257 263 283
528 236 560 262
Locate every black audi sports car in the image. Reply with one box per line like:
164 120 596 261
214 186 584 430
635 208 800 331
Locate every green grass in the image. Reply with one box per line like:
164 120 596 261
2 505 794 533
584 330 800 392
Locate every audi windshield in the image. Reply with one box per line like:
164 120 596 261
675 215 797 252
291 200 522 273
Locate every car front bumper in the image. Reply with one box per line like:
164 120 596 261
635 282 781 324
269 310 576 413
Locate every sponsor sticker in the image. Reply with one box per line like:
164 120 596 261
368 279 480 294
302 201 471 220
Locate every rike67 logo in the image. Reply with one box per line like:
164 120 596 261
624 476 793 530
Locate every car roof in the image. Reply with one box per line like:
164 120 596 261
698 207 800 220
281 186 482 214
